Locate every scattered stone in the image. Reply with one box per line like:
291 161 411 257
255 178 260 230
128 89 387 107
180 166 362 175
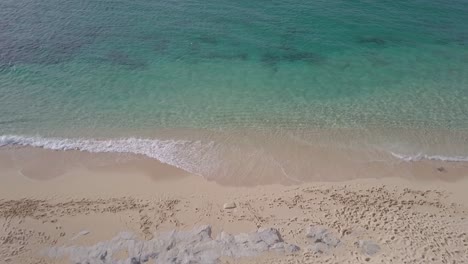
306 225 340 247
358 240 381 255
46 225 298 264
223 202 237 209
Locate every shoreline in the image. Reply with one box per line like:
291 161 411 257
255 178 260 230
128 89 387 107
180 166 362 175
1 133 468 263
1 127 468 186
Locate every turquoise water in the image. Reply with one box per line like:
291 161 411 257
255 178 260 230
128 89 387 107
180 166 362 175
1 0 468 179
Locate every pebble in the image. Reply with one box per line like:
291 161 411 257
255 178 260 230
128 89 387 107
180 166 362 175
223 202 237 209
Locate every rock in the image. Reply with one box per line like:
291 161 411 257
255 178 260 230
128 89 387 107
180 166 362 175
223 202 237 209
285 244 301 253
358 240 381 255
270 242 300 253
306 226 340 247
130 257 140 264
306 243 329 254
257 227 283 244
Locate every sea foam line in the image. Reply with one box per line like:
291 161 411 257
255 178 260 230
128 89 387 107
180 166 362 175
390 152 468 162
0 135 218 175
1 135 467 169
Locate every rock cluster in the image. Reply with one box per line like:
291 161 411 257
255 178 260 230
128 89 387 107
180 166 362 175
46 224 384 263
46 225 299 264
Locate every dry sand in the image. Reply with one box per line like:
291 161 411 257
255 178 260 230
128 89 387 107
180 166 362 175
0 148 468 264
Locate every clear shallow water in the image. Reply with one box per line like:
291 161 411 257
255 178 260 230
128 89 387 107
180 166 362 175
1 0 468 179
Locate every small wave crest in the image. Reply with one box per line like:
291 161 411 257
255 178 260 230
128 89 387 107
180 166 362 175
0 135 219 175
390 152 468 162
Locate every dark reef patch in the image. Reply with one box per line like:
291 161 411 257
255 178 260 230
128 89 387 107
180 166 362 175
366 53 390 67
153 39 171 53
283 51 325 64
0 33 92 66
0 39 42 66
101 50 147 69
204 52 248 61
0 118 31 126
261 52 282 67
197 35 219 45
260 50 325 69
357 37 387 46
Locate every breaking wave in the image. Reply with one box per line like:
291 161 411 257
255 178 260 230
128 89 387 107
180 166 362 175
0 135 219 176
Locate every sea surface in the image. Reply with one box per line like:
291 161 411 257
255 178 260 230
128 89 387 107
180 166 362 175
1 0 467 181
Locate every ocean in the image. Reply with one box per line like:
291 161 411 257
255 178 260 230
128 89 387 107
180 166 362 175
1 0 467 182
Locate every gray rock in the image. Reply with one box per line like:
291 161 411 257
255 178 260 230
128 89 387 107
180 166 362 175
223 202 237 209
270 242 300 253
306 225 340 247
45 225 299 264
306 243 329 254
285 244 301 253
358 240 381 255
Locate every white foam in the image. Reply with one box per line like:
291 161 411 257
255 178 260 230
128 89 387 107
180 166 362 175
390 151 468 162
0 135 219 175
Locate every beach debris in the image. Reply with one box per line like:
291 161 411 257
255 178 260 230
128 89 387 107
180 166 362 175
357 240 381 256
46 225 299 264
437 167 447 173
223 202 237 209
306 225 340 247
70 230 90 241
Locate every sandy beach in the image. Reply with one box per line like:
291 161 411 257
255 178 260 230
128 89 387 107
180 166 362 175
1 0 468 262
0 147 468 264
